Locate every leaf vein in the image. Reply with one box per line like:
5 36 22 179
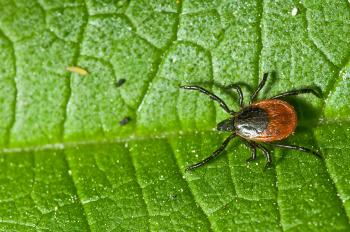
127 145 151 231
0 28 17 147
167 139 214 232
313 132 350 225
63 150 92 232
60 3 89 141
134 0 183 126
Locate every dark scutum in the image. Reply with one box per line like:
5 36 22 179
235 107 269 138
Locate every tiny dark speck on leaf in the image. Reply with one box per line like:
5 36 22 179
119 116 131 126
115 79 126 87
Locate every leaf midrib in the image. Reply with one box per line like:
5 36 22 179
2 119 350 155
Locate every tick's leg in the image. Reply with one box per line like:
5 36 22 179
254 143 272 169
180 85 235 114
270 143 322 159
225 84 244 108
241 140 257 162
250 73 268 103
270 88 322 99
186 134 236 171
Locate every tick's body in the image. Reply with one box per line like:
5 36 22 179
237 99 297 142
181 73 322 171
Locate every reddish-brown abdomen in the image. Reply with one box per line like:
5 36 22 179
251 99 297 142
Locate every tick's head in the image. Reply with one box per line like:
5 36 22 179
217 118 235 131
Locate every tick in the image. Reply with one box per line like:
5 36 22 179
180 73 322 171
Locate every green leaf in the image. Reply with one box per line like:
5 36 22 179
0 0 350 231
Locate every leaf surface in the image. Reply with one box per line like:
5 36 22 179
0 0 350 231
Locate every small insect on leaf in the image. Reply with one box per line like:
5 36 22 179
66 66 88 76
181 73 323 172
115 78 126 87
119 116 131 126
